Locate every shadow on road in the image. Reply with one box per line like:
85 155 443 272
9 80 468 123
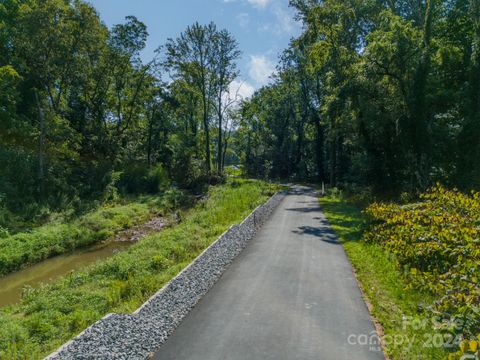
285 187 340 244
285 206 321 213
286 186 318 196
292 225 339 244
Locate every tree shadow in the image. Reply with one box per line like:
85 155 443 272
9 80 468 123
287 187 318 196
318 199 364 244
285 206 322 213
292 225 339 244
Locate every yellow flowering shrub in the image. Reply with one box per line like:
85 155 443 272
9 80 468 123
364 185 480 355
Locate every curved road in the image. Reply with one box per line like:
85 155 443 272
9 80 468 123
154 187 384 360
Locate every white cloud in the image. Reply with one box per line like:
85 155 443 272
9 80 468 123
258 4 301 36
247 0 271 9
273 5 297 34
229 79 255 99
236 13 250 28
248 55 275 86
222 0 271 9
219 80 254 112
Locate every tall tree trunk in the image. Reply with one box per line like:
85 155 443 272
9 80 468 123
147 121 153 166
295 112 305 176
330 135 337 187
222 132 229 172
147 106 156 167
410 0 435 189
314 113 324 182
35 90 46 200
190 98 199 159
202 91 211 174
217 97 223 174
313 76 325 183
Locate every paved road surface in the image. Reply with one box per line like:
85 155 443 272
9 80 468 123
154 187 384 360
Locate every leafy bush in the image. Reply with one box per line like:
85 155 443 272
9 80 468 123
326 187 343 199
103 171 121 203
224 165 242 178
364 185 480 356
157 189 187 211
169 150 212 192
118 164 170 195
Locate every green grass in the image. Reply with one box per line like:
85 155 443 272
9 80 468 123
0 189 187 277
320 195 448 360
0 179 278 359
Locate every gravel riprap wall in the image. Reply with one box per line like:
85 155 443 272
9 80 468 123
46 191 286 360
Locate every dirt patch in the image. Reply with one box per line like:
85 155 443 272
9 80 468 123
114 216 168 242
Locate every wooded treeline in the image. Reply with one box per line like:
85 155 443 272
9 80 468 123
238 0 480 196
0 0 240 228
3 0 480 226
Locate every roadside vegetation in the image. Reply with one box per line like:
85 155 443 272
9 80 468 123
321 187 479 360
0 197 160 276
364 186 480 360
0 179 278 360
321 194 447 359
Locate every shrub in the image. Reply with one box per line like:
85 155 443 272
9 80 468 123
118 164 170 195
364 185 480 354
103 171 121 203
147 165 170 193
326 187 343 199
224 165 242 178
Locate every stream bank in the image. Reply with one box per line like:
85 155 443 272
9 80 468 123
0 215 168 308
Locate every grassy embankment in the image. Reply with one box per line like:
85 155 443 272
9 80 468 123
0 179 278 359
320 195 448 360
0 191 186 277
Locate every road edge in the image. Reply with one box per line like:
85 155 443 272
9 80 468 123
45 190 286 360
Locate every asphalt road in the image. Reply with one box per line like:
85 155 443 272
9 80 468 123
154 187 384 360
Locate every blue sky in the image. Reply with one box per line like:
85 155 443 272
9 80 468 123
88 0 301 97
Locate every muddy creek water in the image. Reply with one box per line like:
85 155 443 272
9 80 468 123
0 241 132 308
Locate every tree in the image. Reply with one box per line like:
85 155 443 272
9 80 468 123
0 0 165 218
165 22 219 174
238 0 480 195
211 29 241 174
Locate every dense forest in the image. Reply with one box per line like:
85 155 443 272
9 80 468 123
3 0 480 232
239 0 480 197
0 0 242 230
3 0 480 228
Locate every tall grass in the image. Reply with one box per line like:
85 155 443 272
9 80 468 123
0 179 278 359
